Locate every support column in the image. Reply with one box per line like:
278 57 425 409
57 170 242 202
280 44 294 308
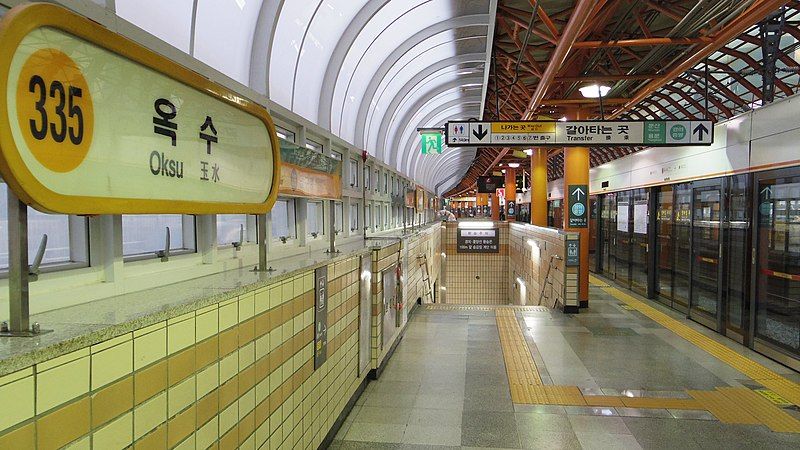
563 141 590 307
504 168 516 221
490 194 500 221
530 148 548 226
476 193 489 218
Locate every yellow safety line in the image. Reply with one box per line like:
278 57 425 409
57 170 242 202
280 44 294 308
495 310 543 405
715 387 800 433
688 390 761 424
590 274 800 407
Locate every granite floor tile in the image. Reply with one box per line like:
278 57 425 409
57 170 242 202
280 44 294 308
461 411 520 448
574 432 642 450
568 415 632 434
354 406 414 424
518 430 582 450
515 412 574 434
402 425 461 446
344 422 406 443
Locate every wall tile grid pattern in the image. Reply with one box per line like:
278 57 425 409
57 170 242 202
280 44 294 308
369 227 441 369
507 223 578 308
0 257 364 450
443 222 509 305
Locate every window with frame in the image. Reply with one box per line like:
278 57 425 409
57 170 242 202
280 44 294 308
0 183 88 271
307 201 324 237
364 166 371 190
334 202 343 233
384 173 389 193
123 215 195 257
271 199 296 240
374 169 380 192
384 205 390 227
350 202 359 231
217 215 252 246
331 151 343 161
305 139 323 154
275 126 296 143
349 159 359 187
376 205 382 230
365 204 371 229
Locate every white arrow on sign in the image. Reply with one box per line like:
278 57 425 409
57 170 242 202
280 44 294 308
572 187 585 201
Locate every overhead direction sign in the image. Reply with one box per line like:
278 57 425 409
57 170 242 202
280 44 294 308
0 4 280 214
445 120 713 147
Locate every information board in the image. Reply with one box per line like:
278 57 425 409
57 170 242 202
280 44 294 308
566 238 580 267
633 203 649 234
0 4 280 214
445 120 713 147
457 228 499 253
314 266 328 369
617 204 630 232
567 185 588 228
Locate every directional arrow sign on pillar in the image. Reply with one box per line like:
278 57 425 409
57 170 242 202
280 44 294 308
690 120 712 144
568 184 588 228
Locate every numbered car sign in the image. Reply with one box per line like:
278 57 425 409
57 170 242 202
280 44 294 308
0 4 280 214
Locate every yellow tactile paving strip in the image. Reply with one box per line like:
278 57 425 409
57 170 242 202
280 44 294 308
589 274 800 408
496 309 543 396
493 307 800 433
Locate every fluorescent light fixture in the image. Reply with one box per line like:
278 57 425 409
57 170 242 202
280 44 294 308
524 149 533 156
508 162 520 168
579 84 611 98
458 221 495 229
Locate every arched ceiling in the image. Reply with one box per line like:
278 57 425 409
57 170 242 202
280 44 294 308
113 0 496 192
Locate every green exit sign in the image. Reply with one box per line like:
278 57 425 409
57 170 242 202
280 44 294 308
421 132 442 154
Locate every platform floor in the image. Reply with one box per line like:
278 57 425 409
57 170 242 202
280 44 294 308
330 277 800 449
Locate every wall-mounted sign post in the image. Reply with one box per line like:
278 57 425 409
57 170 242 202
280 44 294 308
314 266 329 369
0 4 281 335
567 185 588 228
445 120 714 147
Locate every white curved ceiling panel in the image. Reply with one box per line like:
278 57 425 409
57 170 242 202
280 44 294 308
194 0 264 84
292 0 365 122
269 0 322 109
115 0 194 52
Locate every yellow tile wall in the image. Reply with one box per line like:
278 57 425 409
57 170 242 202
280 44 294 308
443 222 510 305
0 256 366 450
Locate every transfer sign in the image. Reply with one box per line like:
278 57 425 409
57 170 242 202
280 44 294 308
0 3 280 214
445 120 713 147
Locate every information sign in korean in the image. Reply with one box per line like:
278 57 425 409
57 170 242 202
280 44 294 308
445 120 713 147
314 266 328 369
0 4 280 214
567 185 588 228
457 228 499 253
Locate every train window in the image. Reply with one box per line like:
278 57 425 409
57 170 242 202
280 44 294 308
275 126 295 143
305 139 323 153
123 215 195 258
0 183 88 271
350 202 359 232
271 199 296 240
349 159 359 187
334 202 343 234
216 215 251 246
307 201 324 237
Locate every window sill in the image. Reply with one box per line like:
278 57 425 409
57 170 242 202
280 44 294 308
123 249 196 263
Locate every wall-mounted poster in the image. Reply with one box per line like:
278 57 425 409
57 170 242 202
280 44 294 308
617 203 630 232
633 203 648 234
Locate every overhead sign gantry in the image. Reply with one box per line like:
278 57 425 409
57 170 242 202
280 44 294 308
445 120 713 147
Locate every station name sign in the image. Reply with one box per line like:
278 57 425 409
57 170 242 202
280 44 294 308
446 120 713 147
0 4 280 214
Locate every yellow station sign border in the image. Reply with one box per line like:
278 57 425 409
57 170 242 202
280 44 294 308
0 3 281 214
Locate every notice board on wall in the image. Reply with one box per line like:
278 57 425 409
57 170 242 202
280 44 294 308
617 204 629 232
